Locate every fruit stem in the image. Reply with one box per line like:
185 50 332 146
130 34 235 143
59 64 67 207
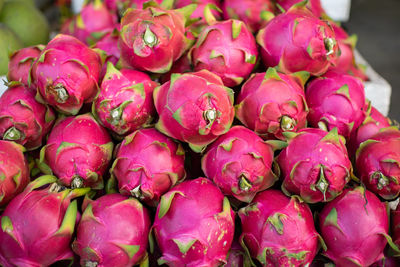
130 185 142 199
374 172 389 190
316 166 329 201
49 183 66 193
85 261 98 267
54 84 69 103
204 108 217 129
324 38 336 56
110 108 122 124
280 115 295 131
239 174 252 191
3 127 22 141
71 176 84 189
143 26 158 48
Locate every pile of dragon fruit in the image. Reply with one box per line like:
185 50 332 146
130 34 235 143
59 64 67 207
1 0 400 266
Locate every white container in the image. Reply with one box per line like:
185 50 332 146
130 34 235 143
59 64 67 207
321 0 352 22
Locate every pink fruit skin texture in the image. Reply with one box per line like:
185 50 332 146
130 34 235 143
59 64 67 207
355 129 400 200
39 114 113 189
154 70 235 152
153 178 235 266
0 83 55 150
275 0 325 18
105 0 163 11
257 3 339 76
32 34 102 115
235 68 308 140
319 187 390 266
111 128 186 205
392 202 400 250
277 128 352 203
0 140 29 207
73 194 151 267
175 0 222 29
93 62 158 136
190 19 258 87
225 239 251 267
239 189 319 266
202 126 276 203
306 71 366 139
119 6 189 73
93 30 121 80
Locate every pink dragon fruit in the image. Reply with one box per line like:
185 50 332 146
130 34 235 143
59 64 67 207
222 0 275 33
38 113 114 189
32 34 102 115
0 140 29 207
72 193 151 267
7 45 43 88
257 2 339 76
235 68 309 140
355 128 400 200
306 71 366 139
93 29 121 79
274 0 325 18
119 4 195 73
110 128 186 205
0 175 90 267
154 70 235 152
201 126 276 203
153 178 235 266
391 201 400 248
239 189 319 266
105 0 163 15
226 239 252 267
319 186 397 266
93 62 159 137
175 0 222 30
0 83 56 150
276 128 352 203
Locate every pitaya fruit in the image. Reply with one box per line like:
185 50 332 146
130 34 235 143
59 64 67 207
201 126 276 203
0 82 56 150
239 189 319 266
391 201 400 249
256 2 339 76
93 62 159 137
306 71 366 139
7 45 43 88
72 194 151 267
175 0 222 31
38 113 114 189
0 140 29 207
225 239 252 267
276 128 352 203
119 4 195 73
110 128 186 205
0 175 90 267
93 29 121 79
235 68 309 140
105 0 163 16
319 186 397 266
222 0 275 33
154 70 235 152
32 34 102 115
355 128 400 200
153 178 235 266
274 0 325 18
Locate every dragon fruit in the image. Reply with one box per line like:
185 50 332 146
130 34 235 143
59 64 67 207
355 128 400 200
319 186 396 266
153 178 235 266
225 239 252 267
222 0 275 33
93 29 121 79
0 83 56 150
32 34 102 115
201 126 276 203
175 0 222 31
7 45 43 88
235 68 309 140
110 128 186 205
154 70 235 152
93 62 159 137
239 189 319 266
257 2 339 76
276 128 352 203
274 0 325 18
0 175 89 267
0 140 29 207
72 193 151 267
38 113 114 189
306 71 366 139
105 0 163 16
391 201 400 248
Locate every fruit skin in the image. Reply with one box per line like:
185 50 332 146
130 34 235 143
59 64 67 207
276 128 352 203
38 113 114 189
93 29 121 79
392 202 400 250
93 62 159 137
105 0 163 15
110 128 186 206
0 175 89 267
175 0 222 31
201 126 276 203
355 128 400 200
235 68 309 140
0 24 23 75
319 187 392 266
0 140 29 207
0 83 55 150
153 178 235 266
275 0 325 18
239 189 319 266
306 71 366 139
72 194 151 267
256 3 339 76
225 239 252 267
154 70 235 152
32 34 102 115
